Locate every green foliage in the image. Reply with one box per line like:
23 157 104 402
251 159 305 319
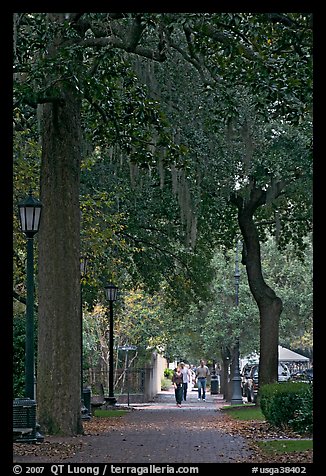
161 378 172 391
260 382 313 434
14 13 312 311
287 384 313 435
13 120 42 302
202 236 312 360
13 13 313 404
164 368 174 379
13 313 26 397
261 236 313 348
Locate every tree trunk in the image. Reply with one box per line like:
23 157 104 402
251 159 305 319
259 299 281 386
37 90 82 435
236 187 283 387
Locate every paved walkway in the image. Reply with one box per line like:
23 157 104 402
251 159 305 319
65 388 253 464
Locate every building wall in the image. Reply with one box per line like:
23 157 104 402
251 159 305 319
90 352 168 405
143 352 168 401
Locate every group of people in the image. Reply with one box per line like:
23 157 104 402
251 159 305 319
171 360 210 407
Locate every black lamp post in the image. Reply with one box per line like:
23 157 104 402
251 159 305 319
18 190 42 400
104 283 118 405
231 239 243 405
80 256 90 419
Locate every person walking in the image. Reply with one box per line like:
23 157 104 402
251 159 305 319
195 359 210 401
189 365 196 391
172 367 183 407
180 362 191 401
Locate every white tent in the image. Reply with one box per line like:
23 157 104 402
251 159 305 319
278 345 310 363
241 346 309 369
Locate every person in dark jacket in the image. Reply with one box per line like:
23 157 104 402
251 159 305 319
172 367 183 407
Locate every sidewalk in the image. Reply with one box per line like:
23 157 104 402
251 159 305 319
14 389 254 464
68 388 253 464
131 386 229 409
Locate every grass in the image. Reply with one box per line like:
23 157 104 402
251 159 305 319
93 409 127 418
223 404 313 456
222 405 265 420
256 439 313 454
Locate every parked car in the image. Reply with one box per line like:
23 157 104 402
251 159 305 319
246 362 291 403
291 367 313 383
304 367 313 382
278 362 291 382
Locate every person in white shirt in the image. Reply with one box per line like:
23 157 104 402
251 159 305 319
179 362 191 401
188 365 195 392
195 359 210 401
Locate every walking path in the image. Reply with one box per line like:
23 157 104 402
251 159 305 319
13 388 315 466
65 388 253 464
13 388 255 464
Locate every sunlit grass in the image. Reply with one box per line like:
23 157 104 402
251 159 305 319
222 405 265 420
222 405 313 455
257 439 313 454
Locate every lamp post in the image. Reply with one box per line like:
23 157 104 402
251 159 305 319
231 239 243 405
80 256 90 419
18 190 42 400
104 283 118 405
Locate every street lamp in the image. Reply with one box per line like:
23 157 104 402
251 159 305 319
80 256 90 419
18 190 42 400
231 239 243 405
104 283 118 405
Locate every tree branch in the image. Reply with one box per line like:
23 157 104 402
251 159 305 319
69 13 86 23
196 23 260 61
126 14 144 52
168 38 219 87
117 230 193 275
77 36 166 62
264 13 299 27
265 177 287 204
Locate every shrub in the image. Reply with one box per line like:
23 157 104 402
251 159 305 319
164 368 174 379
13 313 26 397
260 381 312 435
161 377 172 391
288 384 313 434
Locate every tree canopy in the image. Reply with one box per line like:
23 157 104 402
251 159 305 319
13 12 312 435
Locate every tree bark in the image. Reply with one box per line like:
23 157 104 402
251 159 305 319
37 89 82 435
235 187 283 387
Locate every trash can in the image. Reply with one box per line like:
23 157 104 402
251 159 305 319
82 388 92 416
210 375 219 395
13 398 37 442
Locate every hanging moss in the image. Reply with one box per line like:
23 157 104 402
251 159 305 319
170 166 198 249
171 163 178 196
129 161 139 190
158 150 165 189
190 214 198 249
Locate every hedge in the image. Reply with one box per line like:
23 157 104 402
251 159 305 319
259 381 313 435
